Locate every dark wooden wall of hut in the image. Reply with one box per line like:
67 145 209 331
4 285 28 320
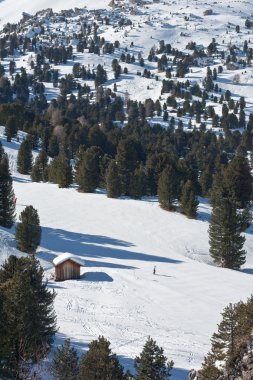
55 260 81 281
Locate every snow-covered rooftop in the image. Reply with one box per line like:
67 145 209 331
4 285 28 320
53 252 84 267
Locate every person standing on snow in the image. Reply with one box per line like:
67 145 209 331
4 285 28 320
153 266 156 275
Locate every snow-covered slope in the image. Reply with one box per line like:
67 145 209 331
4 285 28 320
0 0 253 378
0 0 109 28
1 136 253 379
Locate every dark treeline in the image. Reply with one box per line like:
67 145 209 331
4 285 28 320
7 83 251 199
2 74 252 220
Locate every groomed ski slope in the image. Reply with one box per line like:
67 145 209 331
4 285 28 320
1 135 252 379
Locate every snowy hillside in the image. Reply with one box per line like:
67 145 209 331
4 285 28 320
0 0 109 28
0 0 253 378
0 134 252 379
1 0 253 110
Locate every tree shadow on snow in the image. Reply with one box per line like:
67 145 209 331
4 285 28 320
171 367 189 380
197 210 211 222
37 249 137 271
12 176 31 183
242 268 253 275
38 226 183 266
47 282 66 290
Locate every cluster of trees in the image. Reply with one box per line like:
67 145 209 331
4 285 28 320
51 336 173 380
0 141 42 255
197 295 253 379
10 79 251 259
27 136 252 269
0 255 56 379
0 142 16 228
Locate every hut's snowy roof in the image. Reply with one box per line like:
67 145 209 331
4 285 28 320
53 253 84 267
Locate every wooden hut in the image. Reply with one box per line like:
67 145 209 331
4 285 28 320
53 253 84 281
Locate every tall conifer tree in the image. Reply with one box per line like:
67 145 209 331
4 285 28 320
17 138 33 174
0 255 56 378
106 160 121 198
224 155 252 208
0 153 15 228
135 337 174 380
78 336 124 380
48 151 72 188
51 339 79 380
158 165 178 211
129 165 147 200
116 138 140 195
75 146 101 193
209 197 246 269
16 205 41 254
180 180 198 218
5 116 17 142
31 150 48 182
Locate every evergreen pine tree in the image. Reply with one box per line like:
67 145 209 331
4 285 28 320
48 151 72 188
146 153 174 195
238 206 252 232
75 146 101 193
16 205 41 254
17 138 33 174
198 296 253 378
48 135 60 158
199 165 214 197
78 336 124 380
31 150 48 182
129 165 147 199
51 339 79 380
135 337 174 380
31 163 41 182
116 138 140 195
211 303 242 361
0 255 56 378
197 352 223 380
209 197 246 269
180 180 198 218
210 169 228 206
158 165 178 211
106 160 121 198
5 116 18 142
224 155 252 208
0 153 16 228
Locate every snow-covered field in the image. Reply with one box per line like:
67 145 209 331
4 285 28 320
0 0 253 378
0 132 252 379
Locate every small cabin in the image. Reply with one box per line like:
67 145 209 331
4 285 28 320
53 253 84 281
